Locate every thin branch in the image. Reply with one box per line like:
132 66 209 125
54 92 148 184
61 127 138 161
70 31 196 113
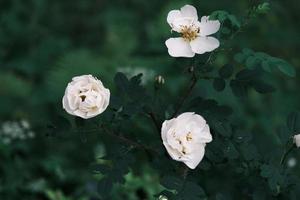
172 74 198 118
101 125 160 154
147 112 161 134
280 143 295 165
72 125 159 154
183 165 189 180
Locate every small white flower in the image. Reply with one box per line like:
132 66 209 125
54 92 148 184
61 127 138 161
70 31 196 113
62 75 110 119
20 120 30 129
293 134 300 148
161 112 212 169
165 5 220 57
0 120 35 144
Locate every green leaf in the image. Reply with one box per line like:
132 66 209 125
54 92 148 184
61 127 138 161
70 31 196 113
160 176 182 191
210 11 241 28
213 121 232 137
260 164 285 192
223 141 239 160
260 164 273 178
177 182 206 200
114 72 129 92
219 64 234 79
236 69 259 81
234 53 245 63
96 150 135 198
230 80 248 97
242 48 254 56
276 62 296 77
262 61 271 72
234 48 296 77
206 141 226 163
213 78 226 91
240 144 259 161
245 56 258 68
251 80 276 94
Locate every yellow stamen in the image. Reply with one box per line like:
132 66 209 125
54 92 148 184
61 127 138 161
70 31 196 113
181 26 199 42
186 132 193 141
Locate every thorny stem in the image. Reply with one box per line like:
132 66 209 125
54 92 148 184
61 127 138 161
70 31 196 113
73 126 159 154
172 72 198 118
172 53 215 118
147 112 161 134
101 125 160 154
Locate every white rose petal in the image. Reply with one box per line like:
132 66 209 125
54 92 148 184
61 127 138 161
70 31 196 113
161 112 213 169
199 16 221 37
165 38 195 57
167 10 182 28
62 75 110 119
190 36 220 54
294 134 300 148
180 5 198 19
165 5 220 57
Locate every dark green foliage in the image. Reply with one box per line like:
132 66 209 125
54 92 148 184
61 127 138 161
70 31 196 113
112 72 149 117
160 176 206 200
95 147 135 198
219 64 234 79
213 78 226 91
230 69 275 97
234 48 296 77
210 11 241 28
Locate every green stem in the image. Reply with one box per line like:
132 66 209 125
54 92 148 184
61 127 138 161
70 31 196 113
72 125 159 154
172 53 214 118
280 143 295 165
147 112 161 135
172 73 197 118
101 125 159 154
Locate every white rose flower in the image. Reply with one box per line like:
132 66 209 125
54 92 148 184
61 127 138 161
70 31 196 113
165 5 220 57
62 75 110 119
293 134 300 148
161 112 212 169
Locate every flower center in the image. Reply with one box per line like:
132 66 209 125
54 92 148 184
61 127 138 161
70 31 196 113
180 25 199 42
186 132 193 141
80 95 86 101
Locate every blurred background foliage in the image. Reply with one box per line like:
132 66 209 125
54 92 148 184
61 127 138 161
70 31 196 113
0 0 299 199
